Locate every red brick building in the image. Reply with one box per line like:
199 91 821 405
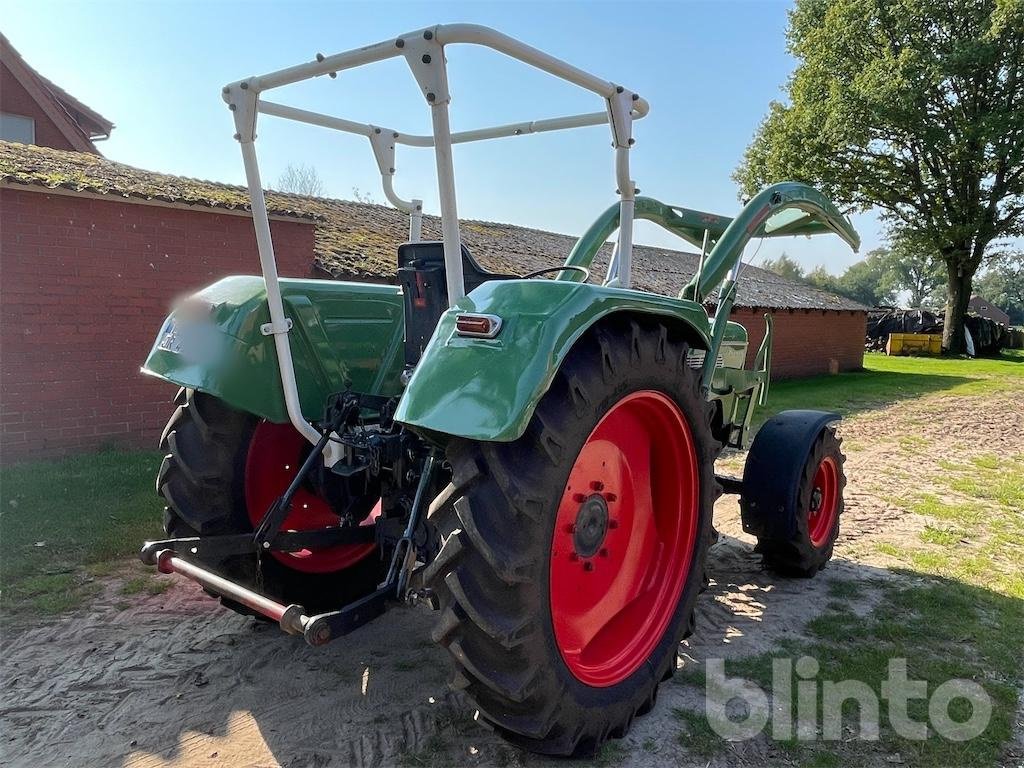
0 141 866 462
1 34 113 153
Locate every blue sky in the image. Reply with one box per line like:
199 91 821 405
4 0 881 272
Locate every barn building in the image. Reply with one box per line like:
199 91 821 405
0 142 867 461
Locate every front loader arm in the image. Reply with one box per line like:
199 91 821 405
561 182 859 303
681 182 860 302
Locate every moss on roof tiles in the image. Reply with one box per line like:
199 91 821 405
0 140 867 312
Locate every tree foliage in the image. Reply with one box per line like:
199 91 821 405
773 242 942 307
882 236 948 307
275 164 326 197
735 0 1024 351
759 252 807 281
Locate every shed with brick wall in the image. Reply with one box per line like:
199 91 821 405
1 141 867 461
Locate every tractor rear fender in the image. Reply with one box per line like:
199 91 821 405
739 409 841 540
142 275 406 423
395 279 739 443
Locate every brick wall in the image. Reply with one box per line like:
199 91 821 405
0 186 866 462
0 188 317 461
1 61 79 152
730 307 866 379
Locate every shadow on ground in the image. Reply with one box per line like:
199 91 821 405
2 528 1018 768
762 369 976 424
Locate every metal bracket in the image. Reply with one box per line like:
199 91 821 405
368 126 398 178
260 318 293 336
399 28 450 105
223 79 260 142
607 85 636 149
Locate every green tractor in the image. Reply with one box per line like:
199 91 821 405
140 24 858 756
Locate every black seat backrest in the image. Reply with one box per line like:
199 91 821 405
397 241 517 366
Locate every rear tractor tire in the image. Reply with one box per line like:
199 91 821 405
739 413 846 577
423 318 720 756
156 388 385 614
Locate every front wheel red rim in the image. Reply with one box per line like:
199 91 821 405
549 390 700 688
808 456 839 548
244 421 378 574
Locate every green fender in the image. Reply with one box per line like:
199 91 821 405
394 279 743 443
142 275 406 423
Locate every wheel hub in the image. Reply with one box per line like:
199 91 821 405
810 487 823 512
573 494 609 558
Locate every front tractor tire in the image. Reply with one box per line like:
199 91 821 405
423 319 720 756
739 413 846 577
156 388 385 614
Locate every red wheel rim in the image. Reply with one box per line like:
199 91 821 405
808 456 839 548
549 390 700 688
244 421 379 574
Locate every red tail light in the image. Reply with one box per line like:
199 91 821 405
455 313 503 338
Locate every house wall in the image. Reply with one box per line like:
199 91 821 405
0 187 317 461
0 61 78 152
730 307 867 379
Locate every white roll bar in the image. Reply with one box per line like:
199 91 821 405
222 23 649 456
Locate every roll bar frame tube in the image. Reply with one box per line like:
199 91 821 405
222 24 649 454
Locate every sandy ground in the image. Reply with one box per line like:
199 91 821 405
2 389 1022 768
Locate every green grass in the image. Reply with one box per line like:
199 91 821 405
701 579 1023 768
0 449 164 613
673 706 729 758
685 350 1024 766
761 350 1023 422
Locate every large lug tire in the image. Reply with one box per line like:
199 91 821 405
422 318 720 756
156 388 386 614
741 426 845 577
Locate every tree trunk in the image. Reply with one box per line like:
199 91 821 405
942 259 973 354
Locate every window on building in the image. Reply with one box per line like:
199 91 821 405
0 113 36 144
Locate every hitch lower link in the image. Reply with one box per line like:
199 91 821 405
140 411 439 647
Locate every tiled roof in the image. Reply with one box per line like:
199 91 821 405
0 141 867 312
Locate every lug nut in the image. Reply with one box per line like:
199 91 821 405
599 548 608 558
569 552 579 562
421 54 431 64
583 561 594 572
573 493 586 503
605 492 617 502
609 519 619 529
590 481 604 491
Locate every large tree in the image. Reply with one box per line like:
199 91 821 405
735 0 1024 353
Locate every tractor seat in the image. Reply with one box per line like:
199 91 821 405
397 241 517 366
397 240 518 295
